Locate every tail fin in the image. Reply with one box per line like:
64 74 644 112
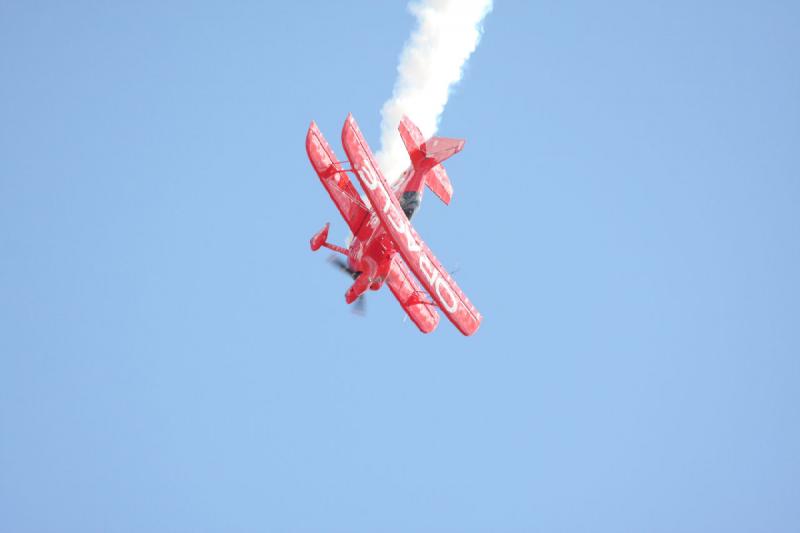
398 116 464 205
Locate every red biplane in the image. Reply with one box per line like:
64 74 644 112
306 114 482 336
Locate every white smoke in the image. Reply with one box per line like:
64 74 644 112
375 0 493 183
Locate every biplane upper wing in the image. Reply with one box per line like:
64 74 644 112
306 121 369 234
386 253 440 334
341 114 482 336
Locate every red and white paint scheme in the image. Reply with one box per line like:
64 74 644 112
306 114 482 336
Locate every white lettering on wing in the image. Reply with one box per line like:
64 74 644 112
419 255 458 313
357 162 421 253
355 158 458 313
435 278 458 313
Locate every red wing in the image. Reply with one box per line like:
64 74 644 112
341 114 482 336
306 121 369 234
386 254 440 334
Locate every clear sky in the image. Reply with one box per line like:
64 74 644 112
1 1 799 531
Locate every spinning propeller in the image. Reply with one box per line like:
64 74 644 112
327 256 366 315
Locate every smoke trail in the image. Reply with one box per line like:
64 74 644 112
375 0 493 183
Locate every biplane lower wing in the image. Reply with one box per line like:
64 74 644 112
386 254 440 334
306 121 369 234
341 114 482 336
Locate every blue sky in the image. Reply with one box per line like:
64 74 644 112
1 1 799 531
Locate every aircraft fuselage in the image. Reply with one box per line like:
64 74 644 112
346 166 425 291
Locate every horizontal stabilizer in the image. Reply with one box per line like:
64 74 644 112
398 116 463 205
398 116 427 166
425 163 453 205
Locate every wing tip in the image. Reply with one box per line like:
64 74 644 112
460 318 482 336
